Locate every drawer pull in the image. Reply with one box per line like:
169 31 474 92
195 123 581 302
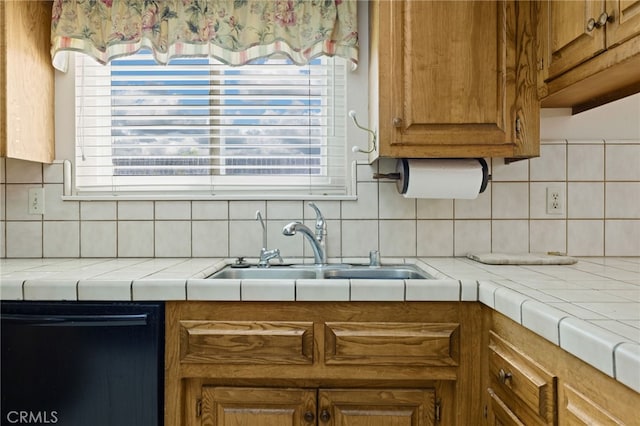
498 368 513 384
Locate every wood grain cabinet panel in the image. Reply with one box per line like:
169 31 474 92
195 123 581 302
199 387 438 426
319 388 436 426
544 0 607 80
487 388 526 426
0 0 54 163
369 0 539 160
488 331 557 425
201 387 317 426
606 0 640 46
484 310 640 426
180 320 314 364
324 322 459 366
561 383 626 425
166 302 483 426
537 0 640 110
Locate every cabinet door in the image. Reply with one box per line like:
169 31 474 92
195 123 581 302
561 383 626 425
1 0 54 163
318 389 436 426
201 387 317 426
542 0 607 81
376 1 521 157
606 0 640 47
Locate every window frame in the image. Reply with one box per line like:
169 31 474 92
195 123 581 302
54 3 368 201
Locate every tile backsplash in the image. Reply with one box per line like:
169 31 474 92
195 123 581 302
1 136 639 259
3 93 640 259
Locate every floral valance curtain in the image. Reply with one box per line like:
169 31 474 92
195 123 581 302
51 0 358 71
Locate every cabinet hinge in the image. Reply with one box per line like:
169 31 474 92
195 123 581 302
515 117 522 135
435 399 441 422
196 399 202 418
537 58 544 71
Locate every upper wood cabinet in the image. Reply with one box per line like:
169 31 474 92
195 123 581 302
537 0 640 112
0 0 54 164
368 0 539 161
542 0 608 80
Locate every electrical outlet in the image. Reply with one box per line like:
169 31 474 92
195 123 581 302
28 187 45 215
546 186 564 215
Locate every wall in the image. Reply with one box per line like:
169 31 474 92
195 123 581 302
1 94 639 259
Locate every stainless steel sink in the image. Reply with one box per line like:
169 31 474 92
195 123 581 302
207 264 433 280
208 266 319 280
321 266 429 280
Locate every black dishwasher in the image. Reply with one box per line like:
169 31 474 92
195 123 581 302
1 301 164 426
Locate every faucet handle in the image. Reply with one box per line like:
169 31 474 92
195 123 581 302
308 202 325 232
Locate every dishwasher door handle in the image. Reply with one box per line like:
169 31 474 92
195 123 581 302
0 313 148 327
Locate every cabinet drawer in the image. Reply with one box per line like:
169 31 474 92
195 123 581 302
489 331 557 425
180 320 314 364
325 322 458 366
488 388 525 426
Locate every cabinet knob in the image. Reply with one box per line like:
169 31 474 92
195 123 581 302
320 409 331 422
392 117 403 127
596 12 611 28
587 12 611 31
303 411 315 423
498 368 513 384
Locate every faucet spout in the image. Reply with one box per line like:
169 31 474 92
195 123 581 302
282 221 327 265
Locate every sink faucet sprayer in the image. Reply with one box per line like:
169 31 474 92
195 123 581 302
282 202 327 265
256 210 282 268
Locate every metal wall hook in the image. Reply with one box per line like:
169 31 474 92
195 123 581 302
348 110 377 154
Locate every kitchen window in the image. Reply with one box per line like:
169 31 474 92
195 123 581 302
71 50 354 198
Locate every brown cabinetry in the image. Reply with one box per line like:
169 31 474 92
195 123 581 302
0 0 54 163
199 387 436 426
487 331 557 425
166 301 483 426
483 308 640 426
369 0 539 161
537 0 640 112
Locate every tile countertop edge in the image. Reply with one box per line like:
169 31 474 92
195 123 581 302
482 281 640 394
1 257 639 393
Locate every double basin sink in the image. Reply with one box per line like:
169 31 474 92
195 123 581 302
208 263 434 280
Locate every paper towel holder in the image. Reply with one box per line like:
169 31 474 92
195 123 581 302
374 158 491 195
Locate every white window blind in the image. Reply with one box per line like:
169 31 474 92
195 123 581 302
74 51 349 196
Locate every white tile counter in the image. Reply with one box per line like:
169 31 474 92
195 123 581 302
1 256 638 392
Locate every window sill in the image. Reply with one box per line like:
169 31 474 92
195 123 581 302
62 194 358 202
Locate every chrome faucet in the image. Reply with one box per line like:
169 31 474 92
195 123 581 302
282 202 327 265
256 210 282 268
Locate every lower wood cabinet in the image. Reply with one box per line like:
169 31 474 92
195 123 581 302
483 308 640 426
166 301 484 426
487 331 557 425
487 388 525 426
200 387 316 426
199 386 436 426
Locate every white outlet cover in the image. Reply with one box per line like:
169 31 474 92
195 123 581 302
546 186 564 215
28 187 45 215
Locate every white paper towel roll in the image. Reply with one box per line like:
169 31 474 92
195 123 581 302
395 159 489 199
